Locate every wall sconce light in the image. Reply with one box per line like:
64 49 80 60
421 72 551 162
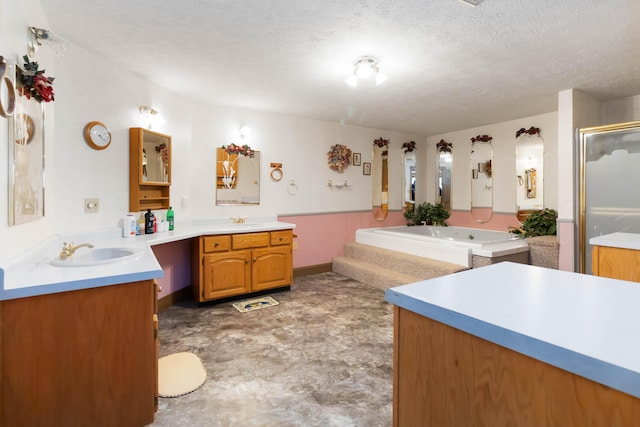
239 125 251 138
139 105 165 129
346 57 388 88
27 27 69 58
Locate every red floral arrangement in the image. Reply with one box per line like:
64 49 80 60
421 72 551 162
223 143 255 157
373 137 390 148
516 126 541 138
19 55 55 103
402 141 416 153
436 139 452 153
470 134 492 143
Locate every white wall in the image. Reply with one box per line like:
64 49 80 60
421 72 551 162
424 112 558 215
0 0 424 261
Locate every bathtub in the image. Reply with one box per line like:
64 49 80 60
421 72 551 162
355 226 529 268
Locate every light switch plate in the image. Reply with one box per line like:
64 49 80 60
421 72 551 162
85 198 99 213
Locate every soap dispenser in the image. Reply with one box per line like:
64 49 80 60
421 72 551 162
144 209 155 234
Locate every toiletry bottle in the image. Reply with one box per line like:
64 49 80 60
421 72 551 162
167 206 174 231
137 214 145 236
145 209 155 234
124 214 136 238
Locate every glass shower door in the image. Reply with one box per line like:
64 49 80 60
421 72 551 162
578 122 640 274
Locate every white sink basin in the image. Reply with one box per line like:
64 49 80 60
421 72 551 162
51 247 139 267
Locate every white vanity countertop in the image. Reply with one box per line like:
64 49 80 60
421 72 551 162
589 232 640 251
0 217 295 301
385 262 640 399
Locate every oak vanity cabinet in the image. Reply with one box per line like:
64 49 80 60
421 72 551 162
0 280 159 427
592 245 640 282
193 230 293 303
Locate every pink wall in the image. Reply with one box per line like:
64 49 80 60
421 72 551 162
279 211 405 268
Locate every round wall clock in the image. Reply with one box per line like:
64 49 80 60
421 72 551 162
84 121 111 150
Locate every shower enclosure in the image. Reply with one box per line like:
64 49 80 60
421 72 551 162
578 121 640 274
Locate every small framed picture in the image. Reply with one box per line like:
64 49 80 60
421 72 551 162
353 152 361 166
478 162 485 173
472 169 479 179
363 162 371 175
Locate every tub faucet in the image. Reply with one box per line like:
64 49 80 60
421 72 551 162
59 242 94 260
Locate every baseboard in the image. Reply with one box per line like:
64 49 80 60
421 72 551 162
158 285 192 312
293 263 332 277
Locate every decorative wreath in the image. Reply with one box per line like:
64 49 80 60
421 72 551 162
402 140 416 153
516 126 541 138
373 137 390 148
470 134 493 143
327 144 352 172
222 143 255 157
436 139 452 153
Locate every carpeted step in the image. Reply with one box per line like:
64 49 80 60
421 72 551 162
332 256 424 292
342 242 466 278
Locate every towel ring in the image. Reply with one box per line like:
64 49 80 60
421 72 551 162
287 180 298 196
270 167 283 182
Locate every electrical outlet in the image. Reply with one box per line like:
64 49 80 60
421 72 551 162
85 198 99 213
292 241 298 250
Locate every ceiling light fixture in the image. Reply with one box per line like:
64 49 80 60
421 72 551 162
346 57 387 88
458 0 485 6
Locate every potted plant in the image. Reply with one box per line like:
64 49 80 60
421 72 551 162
404 202 450 226
509 208 557 237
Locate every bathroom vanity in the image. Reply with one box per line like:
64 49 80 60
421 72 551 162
386 262 640 426
0 279 159 426
0 217 295 425
192 229 293 302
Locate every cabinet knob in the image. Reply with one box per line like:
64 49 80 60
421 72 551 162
214 241 220 247
253 258 257 263
279 237 283 241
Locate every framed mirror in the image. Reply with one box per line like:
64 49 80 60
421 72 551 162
436 140 453 210
372 139 389 221
9 61 45 225
402 150 416 208
516 129 544 219
141 131 171 184
216 147 260 205
470 138 493 223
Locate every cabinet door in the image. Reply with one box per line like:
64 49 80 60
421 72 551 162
202 250 251 300
252 246 292 292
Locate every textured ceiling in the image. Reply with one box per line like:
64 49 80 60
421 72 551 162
40 0 640 136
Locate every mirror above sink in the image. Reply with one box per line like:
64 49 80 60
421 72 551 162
216 147 261 205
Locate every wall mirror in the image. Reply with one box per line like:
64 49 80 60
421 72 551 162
216 147 260 205
470 140 493 223
372 139 389 221
9 64 45 225
402 150 416 208
515 132 544 219
436 140 453 210
141 131 171 184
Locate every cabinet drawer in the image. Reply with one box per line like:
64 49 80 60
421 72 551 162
233 232 269 249
270 230 292 246
203 235 231 253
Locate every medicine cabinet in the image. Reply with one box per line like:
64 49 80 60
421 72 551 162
129 127 171 212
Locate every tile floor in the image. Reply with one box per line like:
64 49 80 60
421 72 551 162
151 272 393 427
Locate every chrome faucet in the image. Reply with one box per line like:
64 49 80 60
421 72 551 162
59 242 95 260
